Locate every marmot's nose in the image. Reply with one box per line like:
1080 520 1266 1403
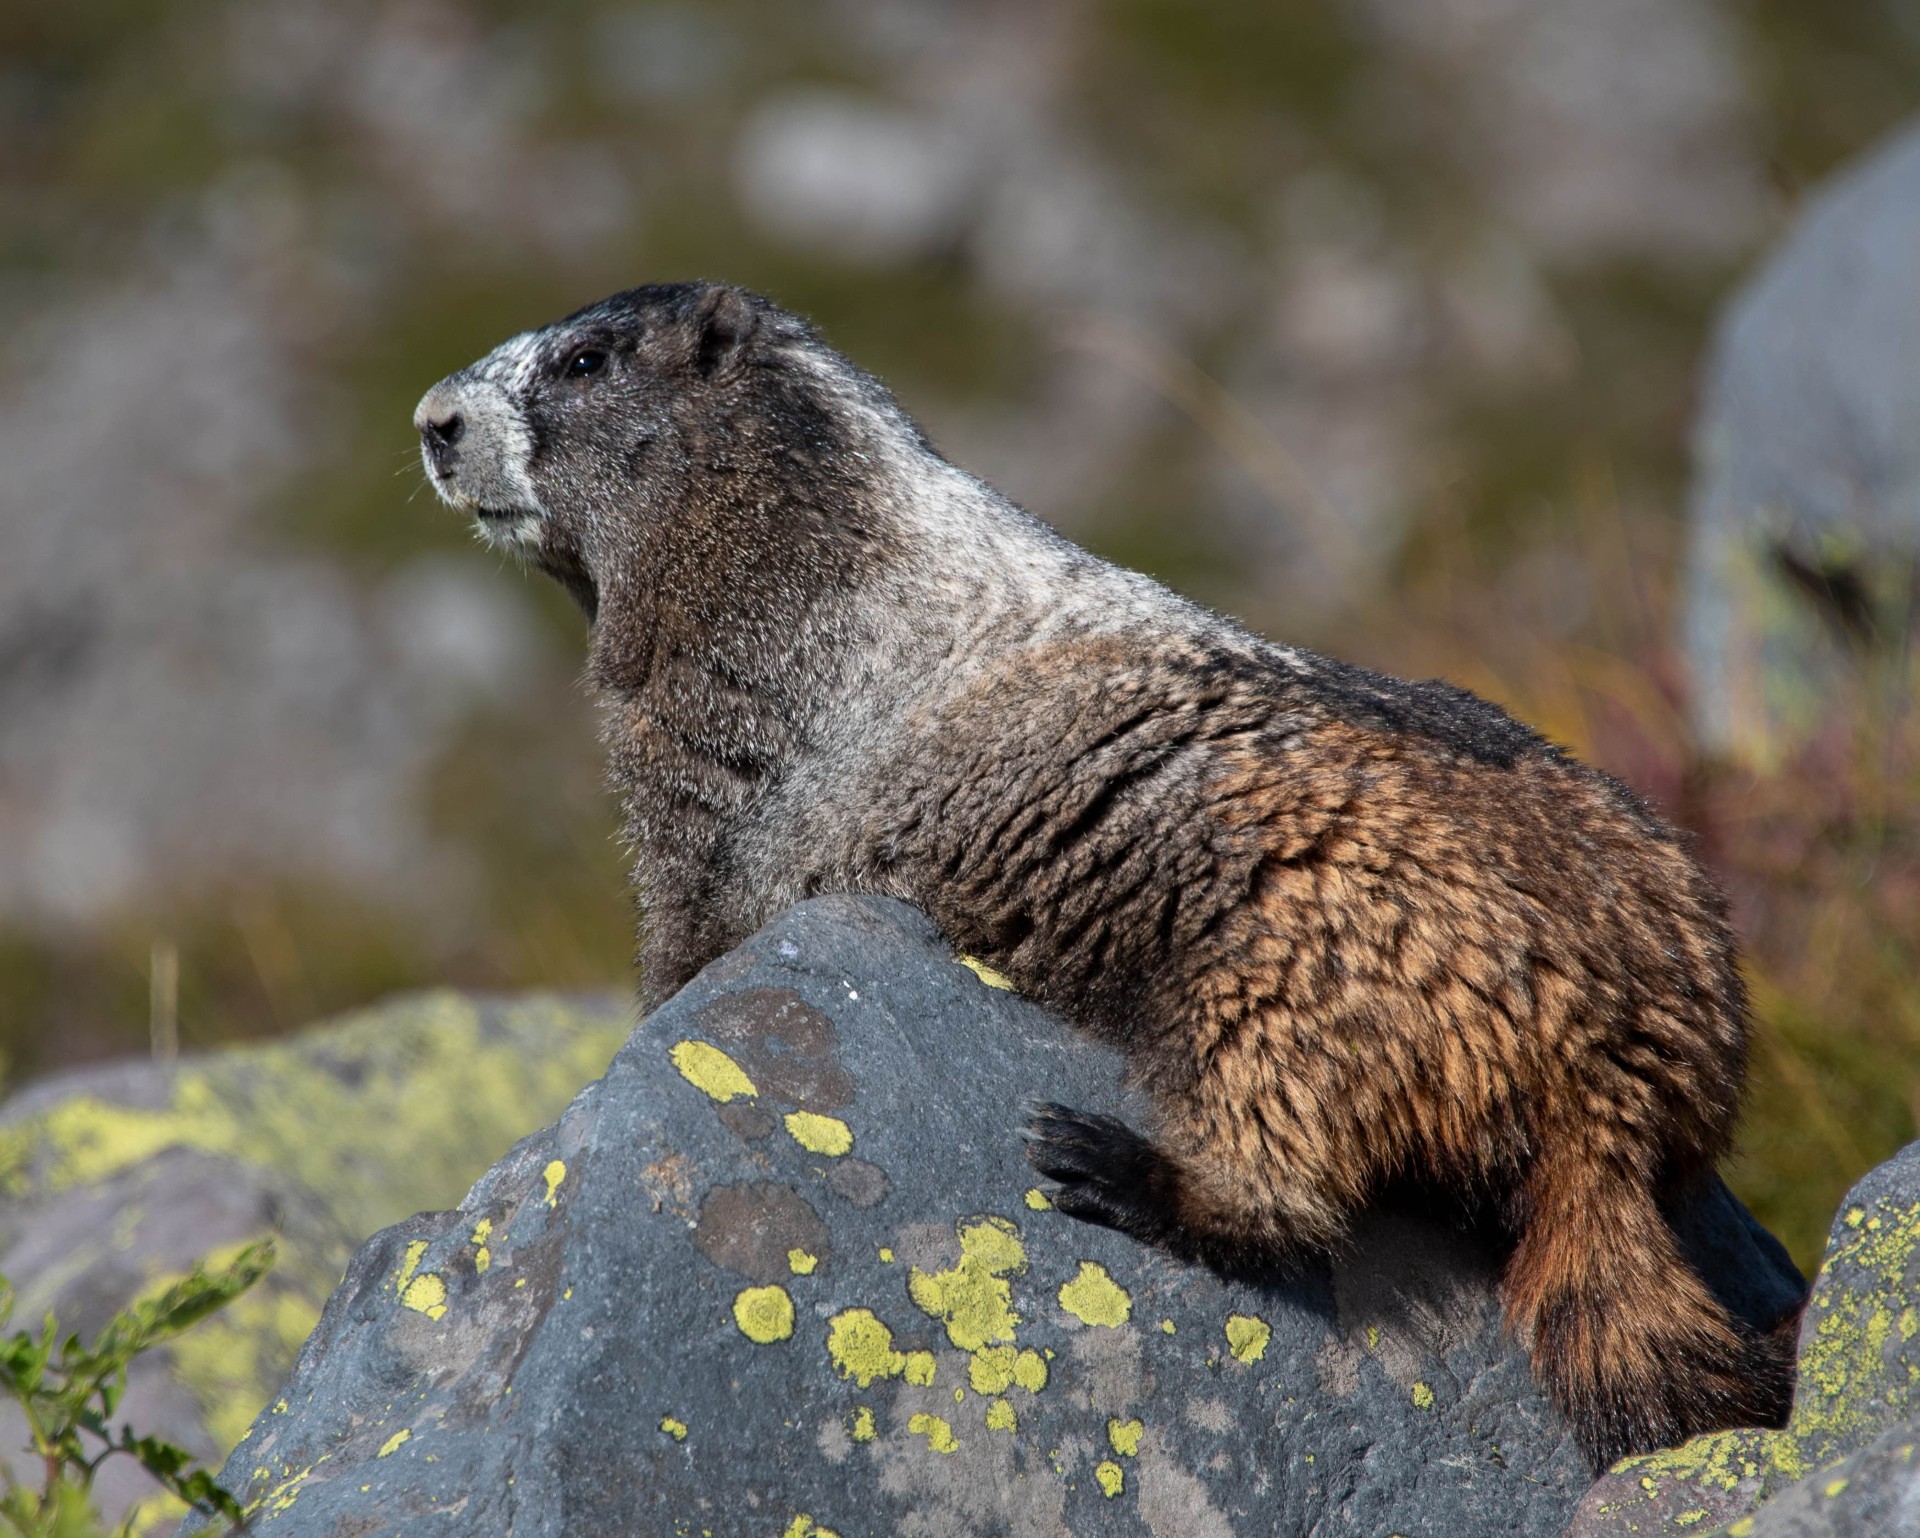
414 382 469 476
418 412 464 476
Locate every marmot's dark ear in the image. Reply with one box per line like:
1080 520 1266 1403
694 287 758 378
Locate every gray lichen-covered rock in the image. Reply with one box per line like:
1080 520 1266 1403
1714 1419 1920 1536
0 991 630 1533
1570 1141 1920 1538
190 896 1801 1537
1684 113 1920 766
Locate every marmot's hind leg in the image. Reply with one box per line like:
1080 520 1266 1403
1025 1103 1345 1267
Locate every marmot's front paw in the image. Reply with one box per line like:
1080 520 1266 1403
1023 1103 1174 1245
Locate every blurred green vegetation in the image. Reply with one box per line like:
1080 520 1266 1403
1 0 1917 1278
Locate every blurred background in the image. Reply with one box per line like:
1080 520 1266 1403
2 0 1918 1273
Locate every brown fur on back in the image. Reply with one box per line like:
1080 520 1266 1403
418 281 1801 1472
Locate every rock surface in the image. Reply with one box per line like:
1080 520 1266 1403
186 896 1802 1538
0 991 630 1532
1684 113 1920 765
1570 1141 1920 1538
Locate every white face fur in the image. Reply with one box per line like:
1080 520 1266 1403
414 330 550 558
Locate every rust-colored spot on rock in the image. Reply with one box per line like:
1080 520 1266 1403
692 989 855 1112
717 1103 777 1142
639 1153 699 1218
692 1182 832 1283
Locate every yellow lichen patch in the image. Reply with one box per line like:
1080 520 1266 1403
660 1416 688 1441
785 1112 854 1157
542 1160 567 1208
475 1247 491 1274
248 1457 328 1518
970 1344 1049 1395
1411 1381 1435 1410
32 1095 219 1191
1024 1188 1052 1211
1225 1314 1271 1365
471 1218 492 1244
957 956 1015 990
1058 1262 1131 1327
669 1040 758 1102
1825 1476 1849 1497
878 1247 894 1263
377 1429 411 1458
396 1239 430 1291
788 1248 819 1275
732 1285 795 1343
908 1413 958 1453
908 1217 1027 1352
400 1273 448 1322
782 1516 843 1538
1160 1319 1176 1334
968 1346 1009 1394
826 1308 933 1388
986 1399 1017 1433
1095 1459 1125 1497
850 1407 876 1443
1108 1418 1144 1457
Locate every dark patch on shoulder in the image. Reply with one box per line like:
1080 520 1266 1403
691 1181 830 1282
1290 650 1559 769
692 988 855 1111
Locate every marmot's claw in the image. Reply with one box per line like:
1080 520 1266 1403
1023 1104 1168 1243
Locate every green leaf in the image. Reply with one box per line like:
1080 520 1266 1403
123 1434 191 1483
0 1331 45 1395
171 1468 244 1522
94 1240 275 1360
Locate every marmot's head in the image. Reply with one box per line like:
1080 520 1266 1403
414 282 893 620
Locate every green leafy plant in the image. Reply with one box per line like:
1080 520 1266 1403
0 1240 273 1538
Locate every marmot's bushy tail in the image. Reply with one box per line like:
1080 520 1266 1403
1502 1151 1796 1472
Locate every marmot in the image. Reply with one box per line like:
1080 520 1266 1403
415 282 1796 1469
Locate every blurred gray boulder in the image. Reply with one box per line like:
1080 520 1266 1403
0 990 629 1532
1684 115 1920 766
184 897 1801 1538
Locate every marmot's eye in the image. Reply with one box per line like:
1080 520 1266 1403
567 349 608 378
